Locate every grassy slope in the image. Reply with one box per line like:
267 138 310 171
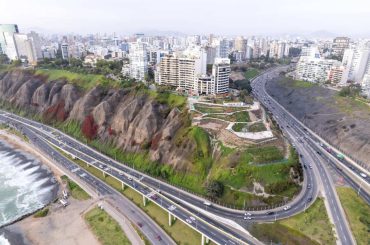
337 187 370 245
279 198 335 245
280 77 316 88
209 146 300 208
35 69 108 90
85 207 131 245
61 175 90 200
251 198 335 245
244 68 260 80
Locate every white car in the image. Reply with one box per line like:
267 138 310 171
189 216 196 222
168 205 176 211
244 212 252 216
360 173 367 178
283 205 291 211
244 216 252 220
186 219 192 224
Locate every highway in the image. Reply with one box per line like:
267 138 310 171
251 66 361 245
0 67 366 244
0 113 259 245
0 110 319 222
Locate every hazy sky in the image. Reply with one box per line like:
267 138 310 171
1 0 370 36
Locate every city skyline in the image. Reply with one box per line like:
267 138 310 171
1 0 370 37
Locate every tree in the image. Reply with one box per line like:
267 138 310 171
206 180 224 198
338 84 361 98
11 59 22 66
0 54 9 64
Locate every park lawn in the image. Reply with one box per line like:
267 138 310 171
60 175 90 200
232 123 248 132
205 111 250 122
248 122 267 132
194 104 244 114
244 68 260 80
35 69 109 90
85 207 131 245
279 198 335 245
336 187 370 245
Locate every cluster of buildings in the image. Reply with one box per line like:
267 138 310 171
0 24 42 65
12 23 370 96
294 37 370 97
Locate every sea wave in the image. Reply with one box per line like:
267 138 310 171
0 140 58 227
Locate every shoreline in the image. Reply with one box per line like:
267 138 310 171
0 129 101 245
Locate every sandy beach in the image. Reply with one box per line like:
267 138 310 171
0 130 101 245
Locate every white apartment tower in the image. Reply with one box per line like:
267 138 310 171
340 44 370 84
129 42 148 81
212 58 230 94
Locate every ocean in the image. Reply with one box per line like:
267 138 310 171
0 139 58 234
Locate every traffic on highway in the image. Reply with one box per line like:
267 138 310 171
0 66 366 245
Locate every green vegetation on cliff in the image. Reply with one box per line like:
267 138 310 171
35 69 115 90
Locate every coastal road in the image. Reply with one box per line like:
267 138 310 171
0 120 176 245
251 66 358 244
0 111 319 223
0 114 260 245
1 67 362 244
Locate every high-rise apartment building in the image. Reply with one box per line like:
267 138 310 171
295 56 341 83
340 44 370 84
155 53 230 95
129 42 148 81
332 37 350 56
0 24 19 55
212 58 230 94
61 43 69 60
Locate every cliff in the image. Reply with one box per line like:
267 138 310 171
0 69 196 170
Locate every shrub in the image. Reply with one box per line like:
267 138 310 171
206 180 224 198
81 114 98 140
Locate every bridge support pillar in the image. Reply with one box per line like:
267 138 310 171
168 213 172 226
102 171 106 178
143 195 147 206
201 234 209 245
121 182 125 190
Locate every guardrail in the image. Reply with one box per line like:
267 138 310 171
1 113 254 245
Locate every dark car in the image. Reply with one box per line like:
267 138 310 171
156 235 162 241
266 211 275 215
307 196 313 202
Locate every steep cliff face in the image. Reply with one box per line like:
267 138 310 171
266 77 370 167
0 70 195 169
